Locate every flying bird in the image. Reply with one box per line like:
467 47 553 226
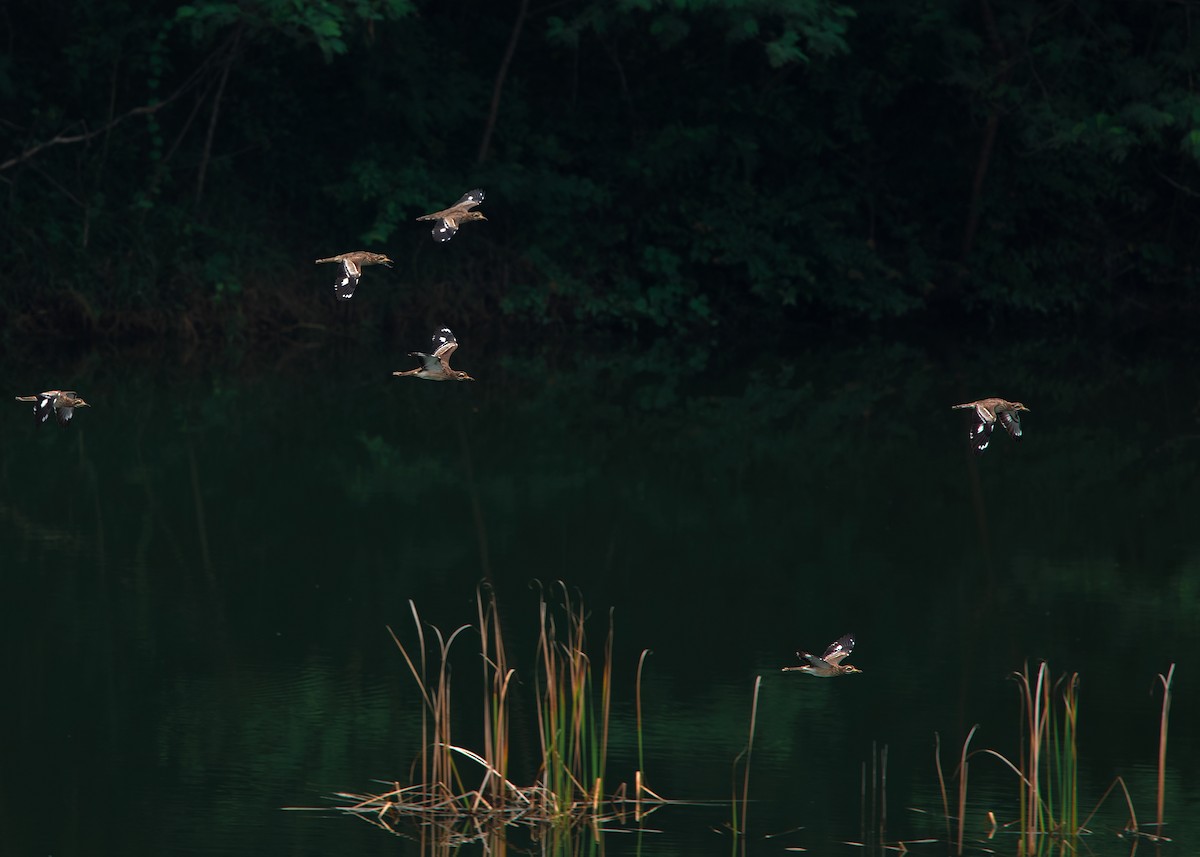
416 189 487 242
314 251 393 300
782 633 862 677
952 397 1030 454
393 327 475 382
14 390 90 427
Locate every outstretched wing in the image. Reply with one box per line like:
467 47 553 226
969 417 995 454
33 393 57 426
998 410 1023 440
450 189 484 211
334 257 362 301
821 634 856 665
431 328 459 361
430 218 458 242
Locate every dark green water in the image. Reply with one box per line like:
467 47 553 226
2 332 1197 855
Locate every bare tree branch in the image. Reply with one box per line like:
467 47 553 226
477 0 530 164
0 36 225 174
196 22 244 204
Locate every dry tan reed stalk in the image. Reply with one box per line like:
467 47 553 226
1075 774 1137 836
933 732 953 846
1016 661 1050 850
955 724 978 856
475 584 516 806
636 648 651 803
730 675 762 856
600 607 614 780
1155 663 1175 836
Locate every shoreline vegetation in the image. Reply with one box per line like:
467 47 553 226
935 661 1176 856
294 586 1176 854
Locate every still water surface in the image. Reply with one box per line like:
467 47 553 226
2 332 1197 855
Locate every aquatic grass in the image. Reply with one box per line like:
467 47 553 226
386 600 473 808
933 731 953 847
1008 663 1078 850
845 741 941 854
729 675 761 857
977 664 1087 854
532 582 615 819
635 647 652 820
328 583 663 838
1149 662 1175 842
852 742 888 850
936 661 1173 855
476 586 516 807
930 723 980 855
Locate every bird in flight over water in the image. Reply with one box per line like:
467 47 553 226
14 390 90 427
952 397 1030 454
783 633 862 677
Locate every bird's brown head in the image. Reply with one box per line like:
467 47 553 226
454 371 476 382
374 253 394 267
462 211 487 224
1012 402 1030 413
842 665 863 675
74 398 90 409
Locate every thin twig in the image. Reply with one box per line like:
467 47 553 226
477 0 530 163
196 22 243 203
0 44 215 173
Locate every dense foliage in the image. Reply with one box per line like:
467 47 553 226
4 0 1200 338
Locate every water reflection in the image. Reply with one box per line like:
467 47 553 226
1 333 1197 855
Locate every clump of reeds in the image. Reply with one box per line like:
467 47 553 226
1009 663 1080 848
329 582 662 839
936 661 1168 856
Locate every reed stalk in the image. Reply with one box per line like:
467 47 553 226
1154 663 1175 836
635 647 652 809
956 724 978 855
1056 672 1079 837
730 675 762 857
879 743 888 844
476 584 516 806
1014 661 1047 850
387 601 473 806
1077 774 1138 835
933 732 953 846
857 742 889 850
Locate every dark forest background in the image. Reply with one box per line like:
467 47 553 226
3 0 1200 343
